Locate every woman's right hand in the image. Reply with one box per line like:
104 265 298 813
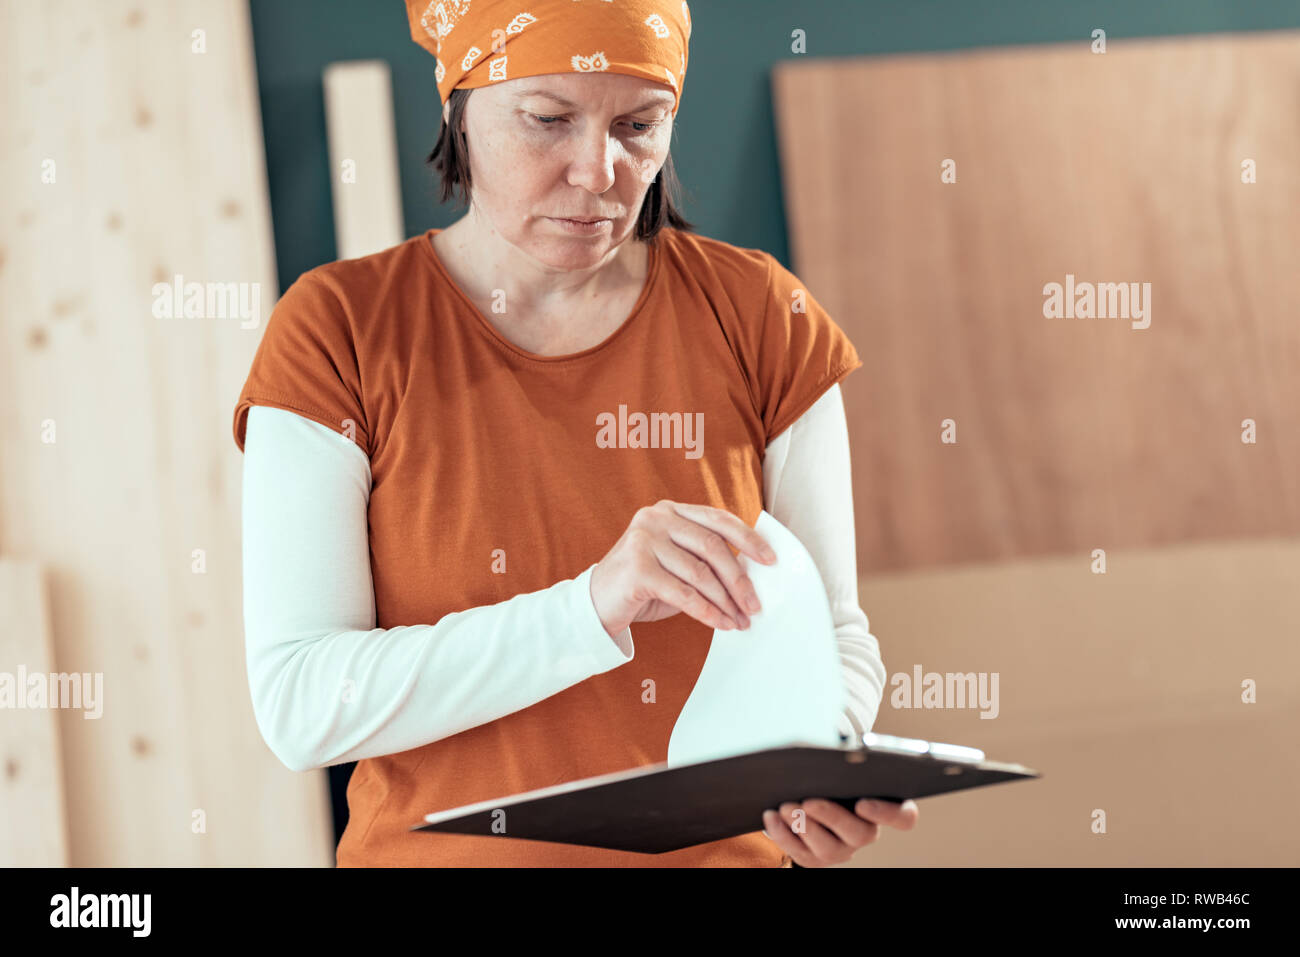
588 501 778 638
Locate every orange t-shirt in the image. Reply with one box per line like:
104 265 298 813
232 226 862 866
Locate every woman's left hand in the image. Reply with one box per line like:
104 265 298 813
762 797 919 867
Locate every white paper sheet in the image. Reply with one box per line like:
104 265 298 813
666 509 847 768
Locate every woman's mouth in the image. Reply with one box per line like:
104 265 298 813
548 216 613 234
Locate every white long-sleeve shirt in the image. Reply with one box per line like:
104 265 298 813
240 383 885 772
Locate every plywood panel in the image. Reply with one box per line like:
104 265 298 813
841 538 1300 866
0 0 332 865
323 60 404 260
0 560 67 866
773 32 1300 574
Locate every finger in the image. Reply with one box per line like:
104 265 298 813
639 557 739 631
653 538 751 629
761 808 818 868
661 521 759 623
777 802 853 865
856 798 920 831
663 502 777 566
801 798 880 848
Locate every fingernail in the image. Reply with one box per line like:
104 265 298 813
761 545 777 562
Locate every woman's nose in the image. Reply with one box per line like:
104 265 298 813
565 132 618 193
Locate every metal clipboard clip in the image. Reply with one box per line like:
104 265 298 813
860 731 986 764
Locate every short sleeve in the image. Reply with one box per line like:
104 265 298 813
753 254 863 444
231 272 370 456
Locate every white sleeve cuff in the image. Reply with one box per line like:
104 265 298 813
570 563 634 668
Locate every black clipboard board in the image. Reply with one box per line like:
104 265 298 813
412 734 1040 853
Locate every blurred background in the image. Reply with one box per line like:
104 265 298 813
2 0 1298 866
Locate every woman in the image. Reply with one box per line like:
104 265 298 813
231 0 917 867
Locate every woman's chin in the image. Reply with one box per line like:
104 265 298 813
529 232 623 267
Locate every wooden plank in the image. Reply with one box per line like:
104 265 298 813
324 59 405 260
0 0 332 865
844 538 1300 866
0 560 67 866
773 32 1300 574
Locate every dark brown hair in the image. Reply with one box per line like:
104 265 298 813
424 87 695 241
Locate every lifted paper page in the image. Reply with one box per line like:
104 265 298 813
666 510 846 768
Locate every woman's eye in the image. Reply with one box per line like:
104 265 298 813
529 114 658 134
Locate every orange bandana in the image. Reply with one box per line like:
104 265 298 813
405 0 691 115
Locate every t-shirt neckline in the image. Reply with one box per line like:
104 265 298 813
419 227 661 364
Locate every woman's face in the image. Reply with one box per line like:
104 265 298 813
454 72 675 269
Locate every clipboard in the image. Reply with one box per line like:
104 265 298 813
412 732 1040 853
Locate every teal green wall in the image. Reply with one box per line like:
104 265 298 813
250 0 1300 292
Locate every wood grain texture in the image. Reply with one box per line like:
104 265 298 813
773 32 1300 574
0 0 332 865
846 537 1300 866
0 560 67 866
